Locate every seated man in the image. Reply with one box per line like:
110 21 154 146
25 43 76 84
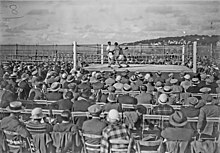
53 110 78 132
100 109 132 153
0 101 31 153
103 93 122 112
161 111 194 153
82 104 107 145
50 91 74 111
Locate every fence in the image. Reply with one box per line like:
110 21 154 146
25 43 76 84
0 42 219 65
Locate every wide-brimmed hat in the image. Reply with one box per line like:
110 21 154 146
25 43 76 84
107 93 117 103
123 84 131 91
130 75 137 82
184 74 190 80
88 104 102 116
170 79 178 84
168 73 174 77
50 82 61 91
21 73 29 81
192 78 199 82
115 75 122 82
163 86 172 92
169 111 187 127
66 75 75 83
155 81 162 87
30 108 45 119
186 97 199 106
158 94 168 104
6 101 24 112
216 80 220 84
144 73 151 80
136 105 147 114
108 86 116 92
199 87 211 93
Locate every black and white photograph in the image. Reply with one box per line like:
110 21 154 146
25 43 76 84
0 0 220 153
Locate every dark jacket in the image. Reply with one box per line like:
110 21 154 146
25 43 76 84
117 94 138 105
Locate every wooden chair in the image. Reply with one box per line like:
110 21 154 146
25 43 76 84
51 131 81 153
109 138 133 153
80 131 102 153
2 130 27 153
137 139 162 153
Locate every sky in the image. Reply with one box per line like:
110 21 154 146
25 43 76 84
0 0 220 44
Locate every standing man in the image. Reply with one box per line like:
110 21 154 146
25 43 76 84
117 47 130 68
106 41 115 68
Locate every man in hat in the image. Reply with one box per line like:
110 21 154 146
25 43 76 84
186 78 200 93
113 75 124 91
82 104 107 146
17 74 31 100
154 71 165 83
0 101 31 153
130 75 139 91
135 85 153 105
50 91 74 111
45 82 62 100
117 86 138 105
53 110 81 153
100 86 116 103
203 78 216 93
26 107 52 135
197 95 220 137
101 109 131 153
0 81 17 108
180 74 192 92
53 110 78 132
165 73 174 86
161 111 194 153
73 89 93 128
103 93 122 112
105 73 115 87
153 94 174 115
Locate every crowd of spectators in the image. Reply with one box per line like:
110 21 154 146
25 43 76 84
0 60 220 153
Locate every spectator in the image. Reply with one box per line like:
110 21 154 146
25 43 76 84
197 95 220 137
135 85 153 104
100 109 131 153
45 82 62 100
82 104 107 147
153 93 175 115
50 91 74 111
186 78 200 93
103 93 122 112
0 101 31 153
53 110 78 132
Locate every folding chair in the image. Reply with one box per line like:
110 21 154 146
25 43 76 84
80 131 102 153
137 139 162 153
2 130 27 153
109 138 133 153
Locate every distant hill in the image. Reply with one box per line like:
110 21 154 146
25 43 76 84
122 35 220 46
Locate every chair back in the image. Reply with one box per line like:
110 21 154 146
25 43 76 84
80 131 102 153
51 132 80 153
2 130 25 152
109 138 132 153
137 139 162 153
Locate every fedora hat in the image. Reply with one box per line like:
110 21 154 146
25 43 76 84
30 108 45 119
184 74 190 80
123 84 131 91
169 111 187 127
199 87 211 93
130 75 137 82
155 81 162 87
163 86 172 92
108 86 116 92
50 82 61 92
170 79 178 84
158 94 168 104
107 93 117 103
6 101 24 112
66 75 75 83
88 104 102 116
186 97 199 106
